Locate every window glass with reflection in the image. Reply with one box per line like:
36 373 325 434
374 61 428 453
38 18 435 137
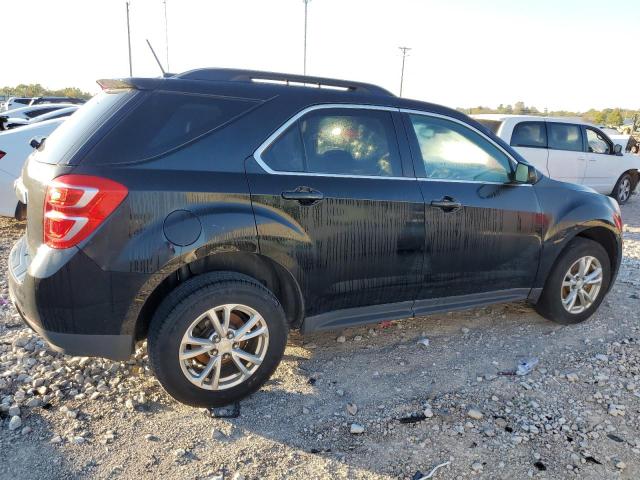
409 114 512 183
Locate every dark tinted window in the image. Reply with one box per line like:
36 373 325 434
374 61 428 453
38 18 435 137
33 90 133 165
91 91 258 164
15 98 31 105
25 107 58 118
511 121 546 148
547 123 583 152
261 108 402 177
409 114 512 183
301 109 401 176
262 125 305 172
476 119 502 134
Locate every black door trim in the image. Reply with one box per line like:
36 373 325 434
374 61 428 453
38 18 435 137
301 288 533 333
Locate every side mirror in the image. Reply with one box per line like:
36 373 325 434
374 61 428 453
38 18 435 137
614 144 622 155
514 162 536 184
29 136 46 150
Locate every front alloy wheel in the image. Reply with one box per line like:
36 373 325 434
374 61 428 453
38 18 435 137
179 304 269 390
561 256 603 314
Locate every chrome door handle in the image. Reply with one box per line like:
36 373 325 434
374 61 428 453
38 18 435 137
430 196 462 212
282 187 324 205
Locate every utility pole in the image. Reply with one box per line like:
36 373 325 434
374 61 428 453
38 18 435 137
126 1 133 76
303 0 311 75
398 46 411 97
163 0 169 71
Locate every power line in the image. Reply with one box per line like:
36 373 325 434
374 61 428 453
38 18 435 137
303 0 311 75
398 46 411 97
126 1 133 76
163 0 169 71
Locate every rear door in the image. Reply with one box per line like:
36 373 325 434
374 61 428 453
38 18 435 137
546 121 587 185
246 105 425 318
583 126 617 194
402 111 542 307
508 120 550 175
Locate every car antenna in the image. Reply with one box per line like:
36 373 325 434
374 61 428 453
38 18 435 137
146 39 167 77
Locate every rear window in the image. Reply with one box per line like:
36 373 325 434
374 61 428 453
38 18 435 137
33 90 132 165
88 91 259 164
511 121 547 148
475 119 502 134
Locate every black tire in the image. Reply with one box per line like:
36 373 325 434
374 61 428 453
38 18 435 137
147 272 288 407
612 172 633 204
535 237 611 325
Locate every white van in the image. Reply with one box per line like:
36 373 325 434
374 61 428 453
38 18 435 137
473 114 640 204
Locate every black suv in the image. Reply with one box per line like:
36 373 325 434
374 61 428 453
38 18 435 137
9 69 623 406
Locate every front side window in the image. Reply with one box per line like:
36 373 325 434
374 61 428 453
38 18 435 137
511 121 546 148
547 123 583 152
26 107 57 118
585 127 611 154
408 114 512 183
261 108 402 177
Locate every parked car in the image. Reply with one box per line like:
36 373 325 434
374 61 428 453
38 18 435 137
0 103 76 127
3 106 79 129
1 97 33 112
29 96 86 106
472 114 640 204
0 118 65 218
9 69 623 407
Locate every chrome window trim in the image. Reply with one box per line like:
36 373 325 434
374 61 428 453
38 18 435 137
252 104 414 180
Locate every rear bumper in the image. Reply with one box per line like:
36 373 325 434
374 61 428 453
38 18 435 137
8 236 134 361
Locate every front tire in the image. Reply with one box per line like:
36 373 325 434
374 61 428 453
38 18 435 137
612 172 632 204
535 238 611 325
148 272 288 407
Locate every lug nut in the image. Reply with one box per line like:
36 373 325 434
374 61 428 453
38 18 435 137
227 332 234 339
211 349 218 356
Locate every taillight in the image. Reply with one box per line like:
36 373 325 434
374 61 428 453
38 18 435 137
44 175 128 249
0 150 5 160
613 212 623 232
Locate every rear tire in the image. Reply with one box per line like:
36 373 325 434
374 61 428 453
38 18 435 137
535 238 611 325
148 272 288 407
612 172 632 204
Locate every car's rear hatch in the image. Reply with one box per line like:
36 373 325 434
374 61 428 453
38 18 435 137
21 87 135 257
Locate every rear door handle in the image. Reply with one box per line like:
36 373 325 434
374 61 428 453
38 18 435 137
282 187 324 205
430 196 462 212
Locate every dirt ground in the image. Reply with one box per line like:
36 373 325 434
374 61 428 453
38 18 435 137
1 195 639 480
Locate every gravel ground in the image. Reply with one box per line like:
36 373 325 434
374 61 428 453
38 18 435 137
1 195 639 480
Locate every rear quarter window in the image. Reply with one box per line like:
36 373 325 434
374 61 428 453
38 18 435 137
87 91 259 165
511 121 547 148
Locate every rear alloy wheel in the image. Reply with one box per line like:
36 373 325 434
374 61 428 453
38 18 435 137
613 173 632 204
148 272 288 407
178 304 269 391
535 237 610 325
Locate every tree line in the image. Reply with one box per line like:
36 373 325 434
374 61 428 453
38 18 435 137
0 84 93 100
460 101 638 127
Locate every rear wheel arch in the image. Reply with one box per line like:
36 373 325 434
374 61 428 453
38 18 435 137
134 252 304 341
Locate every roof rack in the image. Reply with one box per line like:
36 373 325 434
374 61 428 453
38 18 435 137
174 68 394 96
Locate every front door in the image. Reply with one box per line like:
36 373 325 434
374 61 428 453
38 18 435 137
402 111 542 308
246 106 425 318
583 126 616 194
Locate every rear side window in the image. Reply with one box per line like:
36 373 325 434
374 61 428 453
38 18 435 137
547 123 583 152
89 92 258 164
25 107 58 118
261 108 402 177
511 121 547 148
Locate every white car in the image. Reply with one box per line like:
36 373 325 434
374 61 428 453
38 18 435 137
1 97 33 112
0 118 65 217
0 103 76 124
473 114 640 204
3 106 79 129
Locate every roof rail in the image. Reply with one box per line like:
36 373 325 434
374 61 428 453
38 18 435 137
174 68 394 96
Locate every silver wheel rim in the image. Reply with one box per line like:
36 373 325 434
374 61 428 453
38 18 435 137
561 256 603 314
179 304 269 391
618 177 631 202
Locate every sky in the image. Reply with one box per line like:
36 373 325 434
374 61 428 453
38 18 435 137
2 0 638 112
